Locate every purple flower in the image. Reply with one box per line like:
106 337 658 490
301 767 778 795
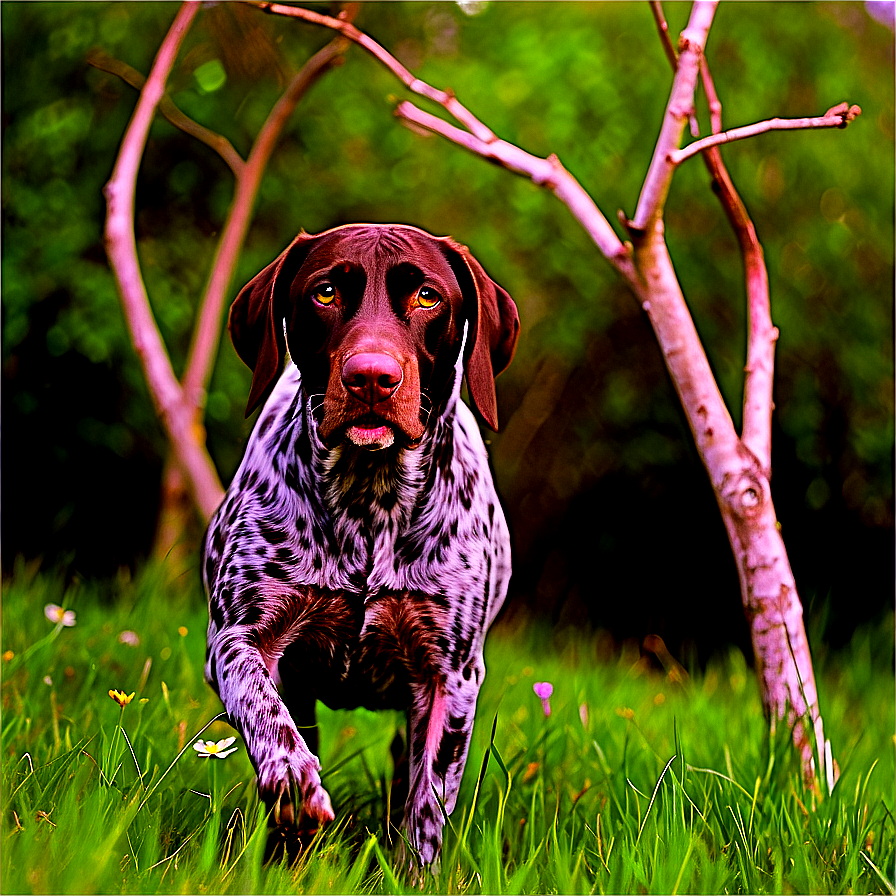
44 604 76 627
533 681 553 716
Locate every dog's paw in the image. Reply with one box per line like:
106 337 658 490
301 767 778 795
399 805 443 869
301 783 334 823
257 750 334 825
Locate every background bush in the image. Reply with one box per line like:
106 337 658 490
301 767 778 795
2 2 893 660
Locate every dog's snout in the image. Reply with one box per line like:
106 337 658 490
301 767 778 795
342 352 403 405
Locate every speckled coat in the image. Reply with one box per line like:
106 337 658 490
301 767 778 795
202 224 519 866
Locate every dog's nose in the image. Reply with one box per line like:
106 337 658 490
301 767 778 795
342 352 403 405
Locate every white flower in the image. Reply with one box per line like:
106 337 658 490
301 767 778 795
44 604 76 627
193 737 238 759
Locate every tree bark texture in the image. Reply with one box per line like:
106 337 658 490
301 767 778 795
103 3 349 550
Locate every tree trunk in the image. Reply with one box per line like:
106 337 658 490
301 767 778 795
632 220 829 789
152 456 201 569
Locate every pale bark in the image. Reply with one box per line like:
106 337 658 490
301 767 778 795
650 2 836 790
103 3 349 546
103 2 222 522
252 0 858 790
670 102 862 167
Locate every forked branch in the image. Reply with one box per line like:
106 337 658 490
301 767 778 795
104 2 351 524
670 102 862 166
103 2 223 520
630 0 718 231
89 47 246 177
245 0 860 793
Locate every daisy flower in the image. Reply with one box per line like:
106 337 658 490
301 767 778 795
194 737 238 759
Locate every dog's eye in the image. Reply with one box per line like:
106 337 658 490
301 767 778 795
413 287 441 310
312 284 337 306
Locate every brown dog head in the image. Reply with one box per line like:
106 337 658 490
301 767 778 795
229 224 519 449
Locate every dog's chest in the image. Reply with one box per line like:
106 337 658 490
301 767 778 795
234 390 503 597
278 589 453 710
204 375 511 704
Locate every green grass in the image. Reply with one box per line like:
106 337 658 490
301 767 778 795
2 561 893 894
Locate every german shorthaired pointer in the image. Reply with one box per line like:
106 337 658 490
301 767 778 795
202 224 519 866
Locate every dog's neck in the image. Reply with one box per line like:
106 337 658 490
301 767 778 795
307 321 468 538
309 389 454 535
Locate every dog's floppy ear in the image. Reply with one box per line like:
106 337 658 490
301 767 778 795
443 240 520 431
229 232 317 416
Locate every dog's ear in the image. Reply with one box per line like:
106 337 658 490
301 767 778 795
443 240 520 431
229 232 317 416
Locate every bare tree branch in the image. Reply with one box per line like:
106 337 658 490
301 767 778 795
670 103 862 167
103 4 352 536
395 102 637 280
631 1 718 232
247 0 496 143
103 1 224 522
247 0 637 279
650 1 680 72
181 28 352 410
88 47 246 177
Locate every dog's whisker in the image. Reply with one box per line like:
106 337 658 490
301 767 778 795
419 394 434 426
307 394 327 417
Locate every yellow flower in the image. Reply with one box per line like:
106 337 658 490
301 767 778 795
193 737 238 759
109 689 135 707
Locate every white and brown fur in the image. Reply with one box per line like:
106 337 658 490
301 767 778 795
202 224 519 867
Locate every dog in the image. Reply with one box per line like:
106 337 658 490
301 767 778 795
202 223 519 867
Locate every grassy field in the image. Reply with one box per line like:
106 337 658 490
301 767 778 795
2 561 893 894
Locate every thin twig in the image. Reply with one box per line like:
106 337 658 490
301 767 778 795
670 103 862 166
246 0 496 143
649 1 700 137
649 1 679 71
181 27 352 410
699 55 723 134
87 48 246 177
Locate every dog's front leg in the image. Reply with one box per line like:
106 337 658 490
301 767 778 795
206 628 334 826
401 658 485 867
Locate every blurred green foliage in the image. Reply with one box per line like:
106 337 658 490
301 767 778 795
2 3 892 652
